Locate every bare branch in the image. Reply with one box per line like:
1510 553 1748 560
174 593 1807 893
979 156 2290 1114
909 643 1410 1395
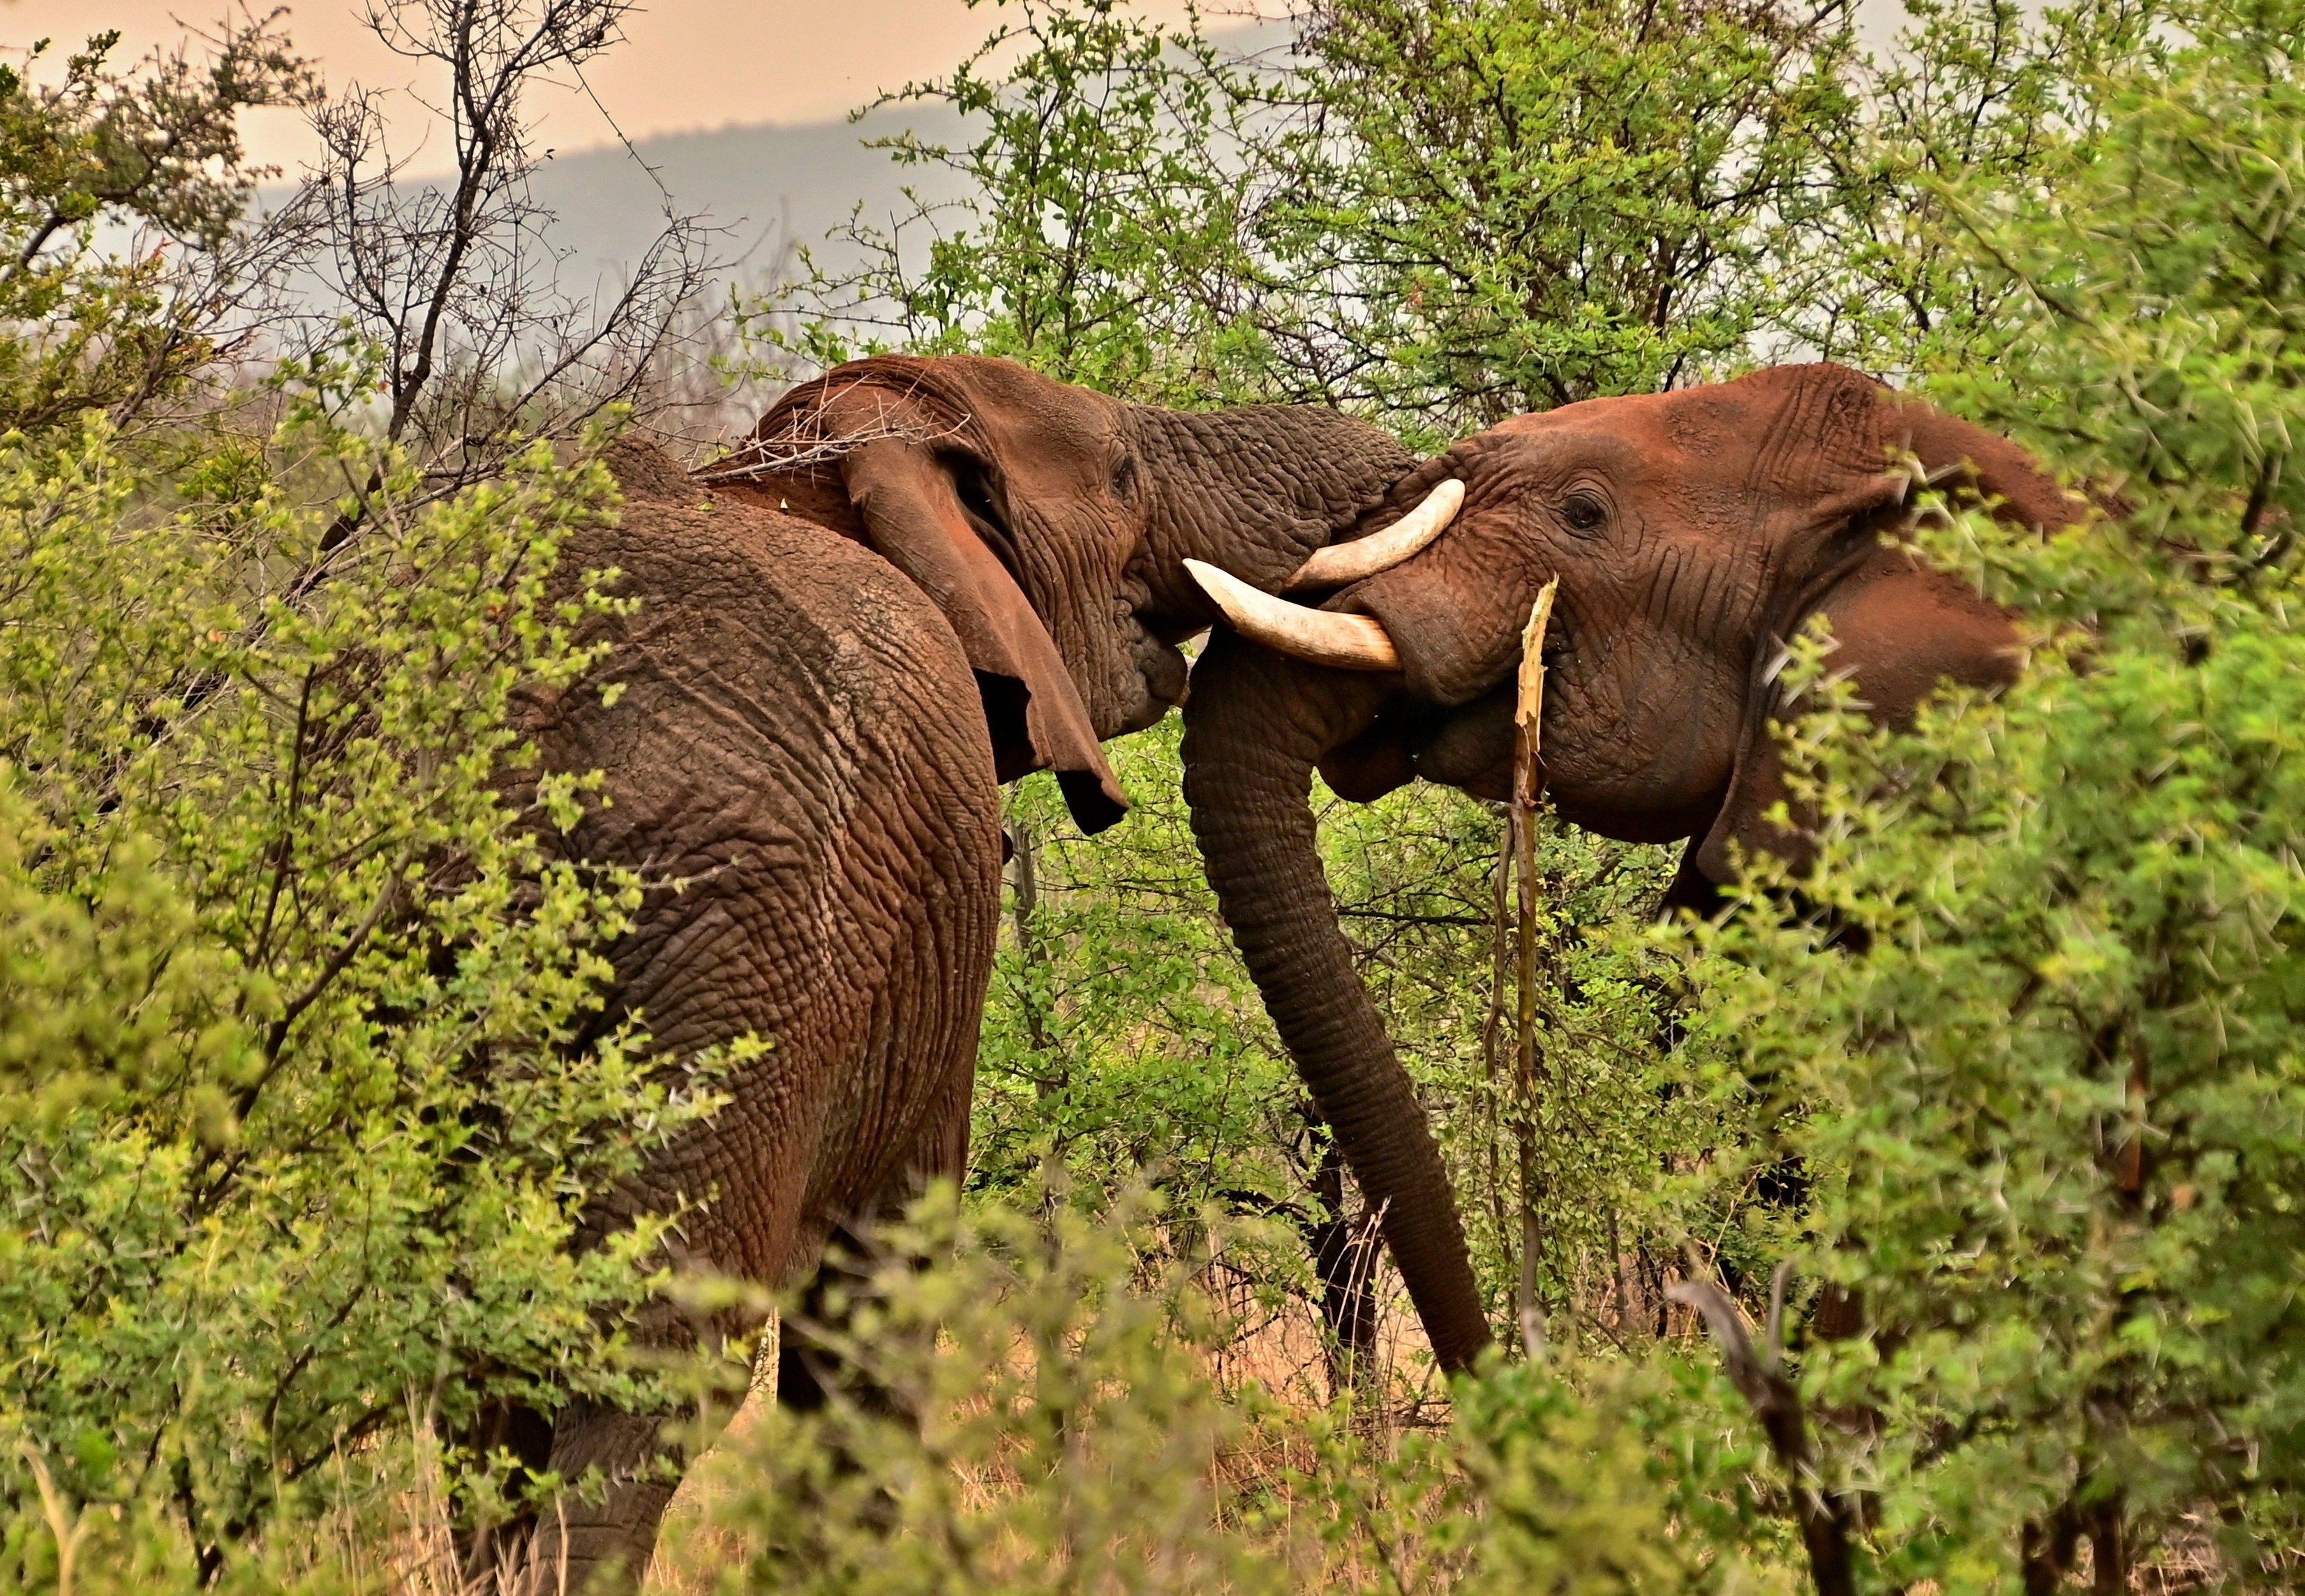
1666 1275 1856 1596
287 0 717 548
693 383 975 482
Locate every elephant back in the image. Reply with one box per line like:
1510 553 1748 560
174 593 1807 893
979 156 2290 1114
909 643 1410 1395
510 441 1005 1281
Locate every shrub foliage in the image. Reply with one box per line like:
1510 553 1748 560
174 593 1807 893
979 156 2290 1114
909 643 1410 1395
17 0 2305 1588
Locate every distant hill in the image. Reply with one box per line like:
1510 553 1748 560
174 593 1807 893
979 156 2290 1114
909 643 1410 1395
526 104 976 291
516 17 1290 289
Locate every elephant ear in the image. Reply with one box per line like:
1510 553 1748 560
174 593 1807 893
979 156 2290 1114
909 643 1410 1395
843 438 1128 831
1687 380 2084 892
748 359 1128 835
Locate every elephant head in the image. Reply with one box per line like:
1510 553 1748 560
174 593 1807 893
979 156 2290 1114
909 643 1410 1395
1179 364 2085 1370
730 354 1416 833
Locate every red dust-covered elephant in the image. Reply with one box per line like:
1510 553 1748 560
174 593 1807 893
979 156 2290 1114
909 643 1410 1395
1174 364 2084 1370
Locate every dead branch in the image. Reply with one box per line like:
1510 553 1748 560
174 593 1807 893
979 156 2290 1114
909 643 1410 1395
1509 580 1560 1354
1666 1270 1856 1596
694 373 973 482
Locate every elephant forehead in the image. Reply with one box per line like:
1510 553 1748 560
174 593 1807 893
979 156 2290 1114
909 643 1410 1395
1664 396 1732 456
950 352 1124 422
1487 407 1662 479
960 364 1124 463
993 409 1121 482
1674 477 1770 538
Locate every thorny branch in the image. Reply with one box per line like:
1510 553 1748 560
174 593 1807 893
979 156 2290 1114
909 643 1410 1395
1667 1268 1857 1596
140 0 717 736
694 373 973 482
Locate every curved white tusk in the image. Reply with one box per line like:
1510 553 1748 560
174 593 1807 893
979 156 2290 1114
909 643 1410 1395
1283 479 1464 592
1184 559 1402 671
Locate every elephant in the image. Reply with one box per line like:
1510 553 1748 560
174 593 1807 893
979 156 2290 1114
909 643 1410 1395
482 354 1424 1593
1174 362 2083 1370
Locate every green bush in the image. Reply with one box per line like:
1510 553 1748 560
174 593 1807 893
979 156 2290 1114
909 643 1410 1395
1679 6 2305 1582
0 22 719 1581
672 1190 1803 1596
0 407 731 1572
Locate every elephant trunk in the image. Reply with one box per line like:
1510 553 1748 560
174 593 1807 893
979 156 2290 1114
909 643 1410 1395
1181 631 1494 1375
1129 406 1418 620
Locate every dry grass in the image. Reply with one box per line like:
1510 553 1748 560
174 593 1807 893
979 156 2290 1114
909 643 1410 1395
636 1262 1455 1596
625 1278 2260 1596
334 1297 2256 1596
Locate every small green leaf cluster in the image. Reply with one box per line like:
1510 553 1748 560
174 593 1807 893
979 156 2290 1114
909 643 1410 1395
1452 1353 1800 1596
759 0 1266 407
0 18 313 434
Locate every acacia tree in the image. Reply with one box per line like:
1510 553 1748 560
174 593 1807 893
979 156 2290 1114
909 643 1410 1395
0 20 316 435
774 0 1262 405
1676 8 2305 1581
1235 0 1857 438
1780 0 2165 378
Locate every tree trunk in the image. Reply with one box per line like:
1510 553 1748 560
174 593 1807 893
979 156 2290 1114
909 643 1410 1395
1303 1109 1382 1399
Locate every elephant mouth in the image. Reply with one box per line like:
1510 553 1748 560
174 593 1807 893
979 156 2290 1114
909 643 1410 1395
1537 614 1575 678
1116 627 1189 733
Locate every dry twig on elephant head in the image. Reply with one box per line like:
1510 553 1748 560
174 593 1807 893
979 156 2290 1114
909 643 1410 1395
694 371 975 482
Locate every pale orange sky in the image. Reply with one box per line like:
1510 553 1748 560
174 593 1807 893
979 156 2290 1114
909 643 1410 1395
8 0 1218 174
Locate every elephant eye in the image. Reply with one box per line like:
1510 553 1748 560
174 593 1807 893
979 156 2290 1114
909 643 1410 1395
1110 454 1138 503
1561 491 1608 534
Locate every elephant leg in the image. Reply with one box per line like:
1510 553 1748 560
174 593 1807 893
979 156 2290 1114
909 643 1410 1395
1659 836 1725 918
521 1121 820 1596
456 1400 682 1596
775 1217 910 1424
531 911 980 1591
536 1401 685 1595
777 825 984 1419
774 1064 974 1540
528 1329 759 1596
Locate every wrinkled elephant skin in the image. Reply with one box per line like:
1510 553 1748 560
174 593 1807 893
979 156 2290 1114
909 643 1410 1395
495 448 1001 1594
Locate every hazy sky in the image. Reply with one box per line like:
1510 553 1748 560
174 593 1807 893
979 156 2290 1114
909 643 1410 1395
10 0 1209 174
